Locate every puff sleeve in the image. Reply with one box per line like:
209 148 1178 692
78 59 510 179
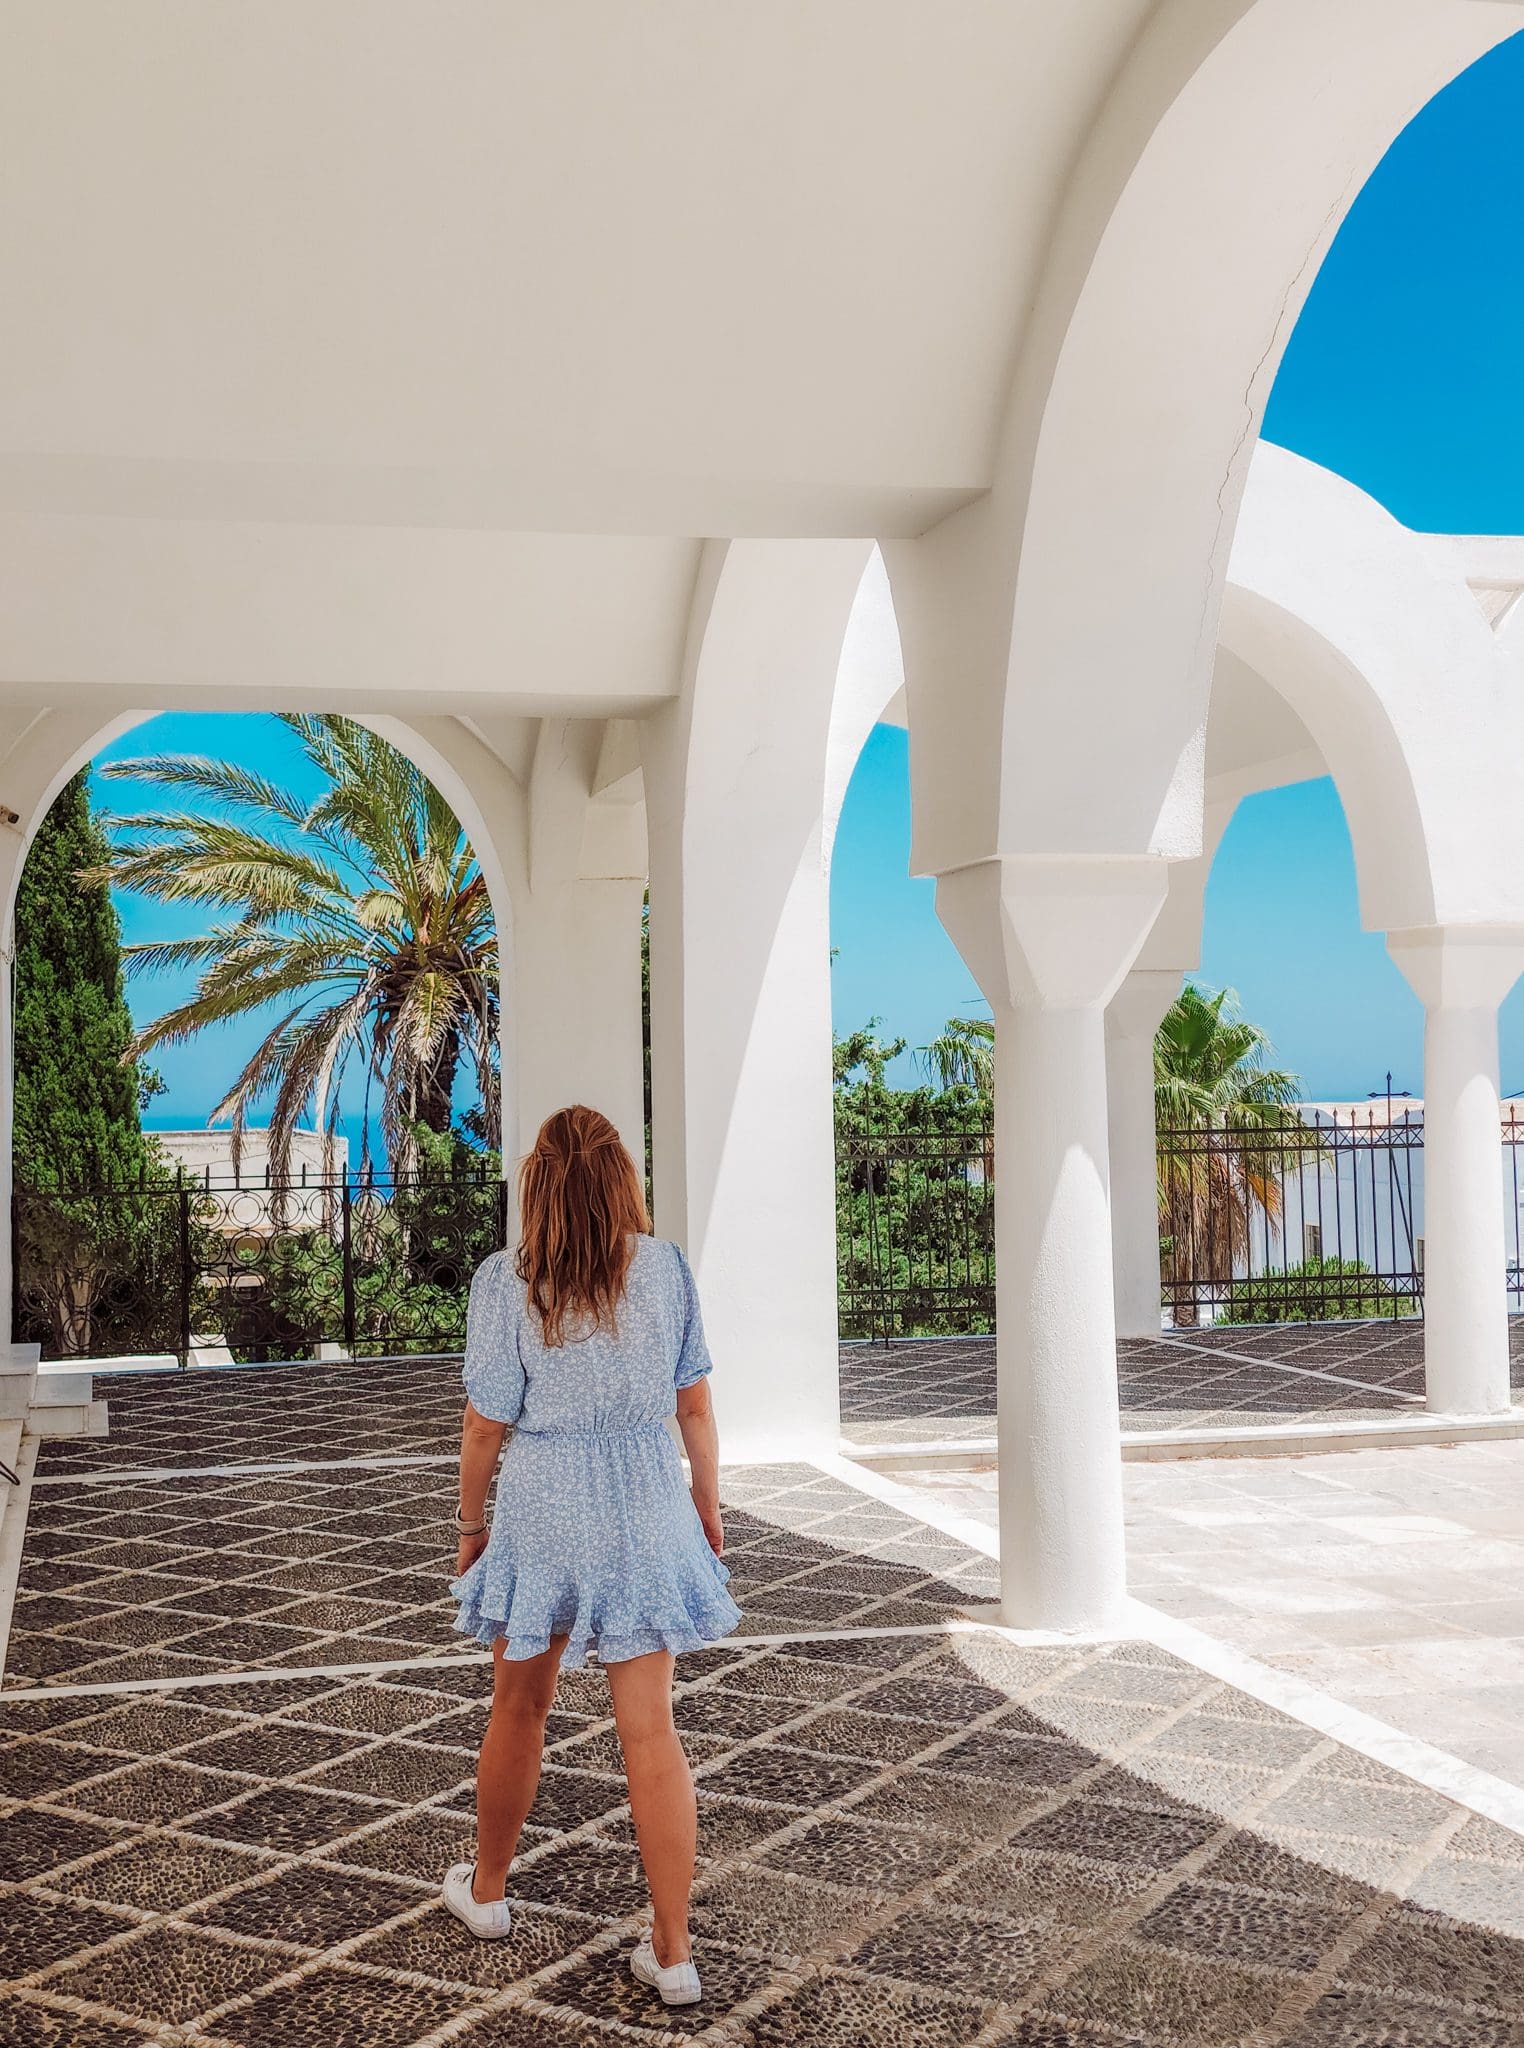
672 1243 714 1390
462 1253 527 1425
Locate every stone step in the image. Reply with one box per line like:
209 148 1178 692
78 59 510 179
26 1399 108 1441
25 1357 110 1440
33 1361 96 1405
847 1400 1524 1473
0 1343 41 1422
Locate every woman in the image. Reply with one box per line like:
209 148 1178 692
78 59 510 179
443 1104 740 2008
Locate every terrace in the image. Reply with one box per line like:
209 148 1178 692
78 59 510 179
4 1358 1524 2048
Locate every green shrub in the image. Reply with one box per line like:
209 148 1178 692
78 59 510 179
1222 1255 1418 1324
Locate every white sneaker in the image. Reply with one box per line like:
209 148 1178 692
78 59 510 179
630 1932 702 2006
442 1862 513 1939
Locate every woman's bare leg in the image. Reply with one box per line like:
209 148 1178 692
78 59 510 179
474 1634 567 1902
607 1650 694 1965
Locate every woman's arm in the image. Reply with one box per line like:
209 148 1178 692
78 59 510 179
676 1378 723 1556
455 1400 509 1576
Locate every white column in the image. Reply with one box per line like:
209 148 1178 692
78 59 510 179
638 540 870 1466
510 878 646 1173
485 718 650 1185
644 775 839 1465
1105 969 1179 1340
1388 928 1524 1417
937 857 1167 1636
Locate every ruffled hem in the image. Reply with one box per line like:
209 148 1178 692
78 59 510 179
450 1562 742 1670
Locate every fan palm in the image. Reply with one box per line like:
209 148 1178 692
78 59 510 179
918 1014 996 1180
1155 983 1305 1321
84 715 499 1181
918 1015 994 1099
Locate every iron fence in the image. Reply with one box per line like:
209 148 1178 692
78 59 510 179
835 1121 995 1340
836 1101 1524 1339
1158 1107 1424 1326
20 1102 1524 1362
14 1165 507 1365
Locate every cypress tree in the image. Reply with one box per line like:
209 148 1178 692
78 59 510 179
12 773 172 1355
13 772 158 1192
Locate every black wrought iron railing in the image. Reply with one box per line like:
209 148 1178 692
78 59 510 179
1157 1107 1424 1327
835 1121 995 1340
836 1102 1524 1339
18 1102 1524 1361
14 1165 508 1365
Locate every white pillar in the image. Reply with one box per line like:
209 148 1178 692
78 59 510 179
644 765 839 1465
1105 968 1179 1340
1388 928 1524 1417
510 879 646 1173
937 857 1167 1636
640 541 872 1465
485 718 650 1186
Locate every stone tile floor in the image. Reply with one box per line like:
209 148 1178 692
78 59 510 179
4 1359 1524 2045
840 1321 1524 1447
901 1438 1524 1793
32 1353 462 1481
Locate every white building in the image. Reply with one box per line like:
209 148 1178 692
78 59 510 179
4 4 1524 1638
1223 1096 1524 1319
151 1128 350 1196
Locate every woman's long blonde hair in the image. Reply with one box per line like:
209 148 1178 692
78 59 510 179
515 1105 650 1347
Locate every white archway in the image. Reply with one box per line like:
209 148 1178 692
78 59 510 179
1221 444 1524 932
0 707 521 1350
888 3 1522 891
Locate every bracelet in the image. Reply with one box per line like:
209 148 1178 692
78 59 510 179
453 1511 489 1536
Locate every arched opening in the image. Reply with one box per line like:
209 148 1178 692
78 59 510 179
8 709 507 1367
823 556 1001 1454
1159 769 1428 1338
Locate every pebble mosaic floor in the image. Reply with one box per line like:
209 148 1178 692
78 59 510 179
839 1321 1524 1446
4 1358 1524 2045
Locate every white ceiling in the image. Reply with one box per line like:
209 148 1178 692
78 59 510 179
0 0 1149 537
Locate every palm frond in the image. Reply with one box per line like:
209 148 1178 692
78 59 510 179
918 1016 995 1097
97 754 310 831
98 714 500 1175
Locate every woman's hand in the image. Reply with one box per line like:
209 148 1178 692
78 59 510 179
694 1497 724 1558
455 1527 490 1577
677 1380 723 1559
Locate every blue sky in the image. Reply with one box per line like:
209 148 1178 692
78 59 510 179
86 30 1524 1134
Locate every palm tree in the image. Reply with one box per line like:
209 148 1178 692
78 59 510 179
1154 983 1304 1322
85 715 498 1181
918 1015 994 1099
918 1014 995 1181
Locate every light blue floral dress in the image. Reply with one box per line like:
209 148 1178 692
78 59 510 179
450 1234 741 1669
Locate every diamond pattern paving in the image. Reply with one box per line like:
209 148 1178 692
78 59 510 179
840 1320 1524 1446
3 1362 1522 2043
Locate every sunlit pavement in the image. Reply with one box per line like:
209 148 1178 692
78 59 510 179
899 1437 1524 1798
